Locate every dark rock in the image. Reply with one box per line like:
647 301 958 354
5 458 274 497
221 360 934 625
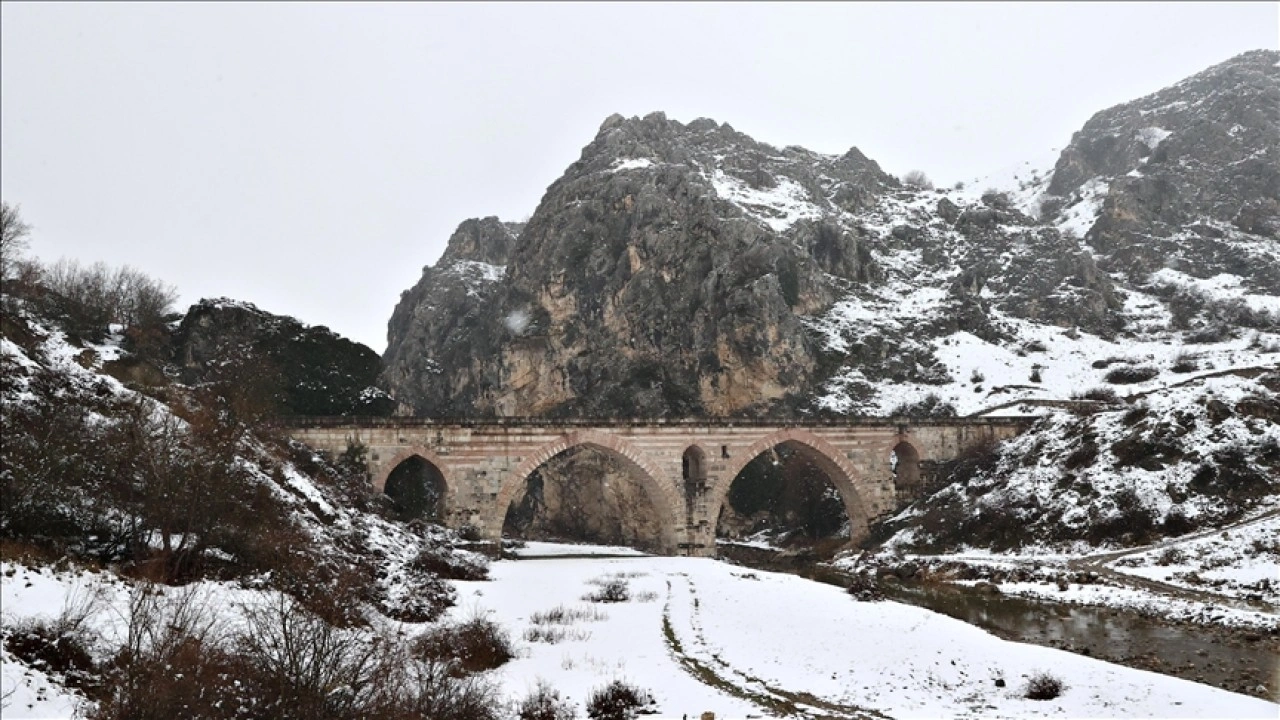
172 298 394 417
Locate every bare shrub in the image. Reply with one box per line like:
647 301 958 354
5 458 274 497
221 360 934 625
1 201 32 283
1104 365 1158 384
409 546 489 581
37 258 178 341
981 189 1012 209
1023 671 1066 700
414 610 516 674
4 617 99 696
890 393 958 418
1072 387 1119 403
529 604 607 625
633 590 660 603
585 679 656 720
518 679 578 720
1155 546 1188 565
94 585 241 720
523 626 591 644
234 593 398 718
1170 352 1199 373
583 579 630 603
902 170 934 190
1162 507 1198 536
398 657 503 720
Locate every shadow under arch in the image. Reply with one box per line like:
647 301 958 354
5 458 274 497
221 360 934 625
494 430 679 553
378 447 451 522
717 428 871 544
891 438 922 496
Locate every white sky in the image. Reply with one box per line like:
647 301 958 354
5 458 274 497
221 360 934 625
2 3 1277 352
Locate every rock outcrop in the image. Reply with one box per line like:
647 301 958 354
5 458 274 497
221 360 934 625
174 298 394 417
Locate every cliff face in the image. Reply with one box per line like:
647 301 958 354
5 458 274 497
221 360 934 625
386 112 897 418
1046 49 1280 290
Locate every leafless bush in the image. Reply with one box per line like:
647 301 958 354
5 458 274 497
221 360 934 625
38 258 178 340
1104 365 1158 384
523 626 591 644
586 679 655 720
529 604 607 625
413 610 516 674
93 584 240 720
1072 387 1119 403
583 579 630 603
409 545 489 581
633 590 659 603
901 170 934 190
234 593 400 718
1170 351 1199 373
1023 671 1066 700
0 201 31 283
394 656 504 720
517 679 578 720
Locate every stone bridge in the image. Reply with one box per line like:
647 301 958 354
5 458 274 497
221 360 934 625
284 416 1033 557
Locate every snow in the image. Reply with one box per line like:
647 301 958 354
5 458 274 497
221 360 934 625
953 146 1060 218
447 553 1278 718
0 647 82 720
610 158 654 172
1110 513 1280 603
707 169 823 232
1149 267 1280 315
443 260 506 298
507 541 648 557
1056 177 1109 238
1136 127 1172 149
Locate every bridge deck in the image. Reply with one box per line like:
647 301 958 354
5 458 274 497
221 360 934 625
282 415 1038 429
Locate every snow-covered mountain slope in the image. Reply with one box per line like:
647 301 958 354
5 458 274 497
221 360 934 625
0 310 487 714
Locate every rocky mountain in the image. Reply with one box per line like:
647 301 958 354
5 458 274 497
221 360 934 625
384 51 1277 422
381 50 1279 548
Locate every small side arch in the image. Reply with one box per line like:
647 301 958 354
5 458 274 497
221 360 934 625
373 446 452 494
891 438 922 495
376 446 451 522
716 428 871 543
494 430 679 552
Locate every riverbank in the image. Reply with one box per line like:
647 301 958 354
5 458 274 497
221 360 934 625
717 542 1279 702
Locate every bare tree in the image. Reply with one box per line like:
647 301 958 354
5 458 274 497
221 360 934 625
0 201 32 282
902 170 934 190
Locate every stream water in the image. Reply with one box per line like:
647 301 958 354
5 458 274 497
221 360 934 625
719 546 1279 701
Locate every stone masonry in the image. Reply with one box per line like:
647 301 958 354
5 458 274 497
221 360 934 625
285 417 1032 556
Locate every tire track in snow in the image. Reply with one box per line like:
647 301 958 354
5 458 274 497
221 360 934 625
1068 507 1280 615
660 573 890 720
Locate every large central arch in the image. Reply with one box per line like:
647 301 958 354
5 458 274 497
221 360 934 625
715 428 871 544
493 430 680 552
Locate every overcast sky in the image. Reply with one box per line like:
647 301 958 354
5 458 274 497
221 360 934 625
2 3 1276 352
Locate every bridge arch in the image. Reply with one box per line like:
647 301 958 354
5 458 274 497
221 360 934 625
715 428 871 544
494 430 679 552
891 438 922 495
375 447 452 521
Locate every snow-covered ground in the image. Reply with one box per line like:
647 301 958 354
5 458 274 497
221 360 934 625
445 545 1276 719
506 541 649 558
1109 513 1280 604
841 508 1280 631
